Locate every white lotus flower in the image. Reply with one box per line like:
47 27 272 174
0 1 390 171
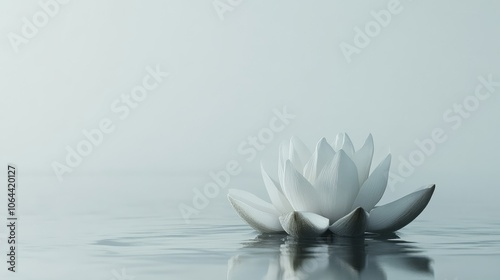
227 133 435 238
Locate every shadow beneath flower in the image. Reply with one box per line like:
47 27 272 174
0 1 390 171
227 233 433 280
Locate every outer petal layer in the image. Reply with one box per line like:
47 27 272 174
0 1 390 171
288 136 311 171
228 189 283 233
283 161 321 213
261 164 293 214
366 185 435 233
352 154 391 212
329 207 369 237
352 134 374 185
278 142 288 188
279 211 329 238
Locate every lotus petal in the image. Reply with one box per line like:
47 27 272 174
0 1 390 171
352 134 374 185
329 207 369 237
333 133 355 157
228 189 283 233
279 211 329 238
333 133 344 151
288 136 311 171
283 161 321 213
315 150 360 222
366 185 435 233
352 154 391 212
278 142 288 188
303 138 336 184
261 163 293 214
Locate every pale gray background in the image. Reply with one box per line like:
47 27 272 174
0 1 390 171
0 0 499 267
1 1 500 279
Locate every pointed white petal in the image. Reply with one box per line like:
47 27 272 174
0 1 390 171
261 163 293 214
329 207 369 237
315 150 360 222
283 160 321 213
352 154 391 211
366 185 436 233
352 134 374 185
278 142 288 188
279 211 329 238
303 138 336 184
333 133 344 150
341 133 355 157
228 189 278 213
288 136 311 171
303 157 315 183
227 189 283 233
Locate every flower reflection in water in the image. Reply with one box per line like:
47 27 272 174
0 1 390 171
228 233 433 280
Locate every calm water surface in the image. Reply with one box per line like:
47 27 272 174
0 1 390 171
3 177 500 279
5 214 499 279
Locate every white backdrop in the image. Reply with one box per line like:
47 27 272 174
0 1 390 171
0 0 499 217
